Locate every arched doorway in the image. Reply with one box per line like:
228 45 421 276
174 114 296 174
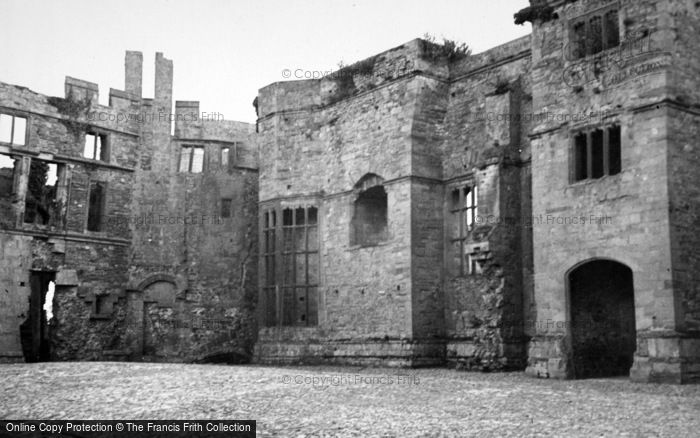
568 260 636 378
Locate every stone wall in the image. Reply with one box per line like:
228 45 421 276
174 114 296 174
255 42 425 365
667 106 700 382
523 0 696 382
254 37 535 367
0 52 258 364
126 54 259 362
434 37 533 371
0 76 139 361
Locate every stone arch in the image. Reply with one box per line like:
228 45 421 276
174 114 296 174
353 173 384 192
135 273 177 292
566 258 636 379
350 173 388 246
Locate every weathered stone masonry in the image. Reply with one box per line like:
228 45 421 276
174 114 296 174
1 0 699 384
253 0 700 383
0 52 258 363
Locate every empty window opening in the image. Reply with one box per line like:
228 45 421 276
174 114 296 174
572 125 622 182
87 181 106 232
605 10 620 48
591 129 604 179
178 145 204 173
608 125 622 175
351 185 388 247
570 7 620 59
95 295 109 315
83 132 109 161
450 184 479 276
0 113 27 145
221 147 230 169
572 21 587 60
0 153 17 201
468 255 485 275
221 198 232 218
589 16 603 55
24 160 59 225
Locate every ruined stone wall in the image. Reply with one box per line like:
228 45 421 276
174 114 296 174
0 78 141 361
0 52 259 364
254 38 535 367
439 37 532 370
127 168 258 362
127 63 259 362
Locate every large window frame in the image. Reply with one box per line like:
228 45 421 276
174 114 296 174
262 204 319 327
84 131 109 162
178 145 204 173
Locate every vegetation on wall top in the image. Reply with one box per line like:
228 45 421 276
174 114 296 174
420 34 471 63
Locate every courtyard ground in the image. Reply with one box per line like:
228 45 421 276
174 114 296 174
0 362 699 437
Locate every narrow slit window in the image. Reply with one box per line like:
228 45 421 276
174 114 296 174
572 21 587 60
178 146 192 172
574 133 588 182
221 198 232 218
13 117 26 145
191 147 204 173
0 115 11 143
221 147 230 169
589 16 603 55
87 181 106 232
591 129 605 179
605 10 620 49
608 125 622 175
0 153 17 199
450 182 479 276
0 153 17 226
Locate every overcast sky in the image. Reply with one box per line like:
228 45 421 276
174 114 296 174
0 0 531 123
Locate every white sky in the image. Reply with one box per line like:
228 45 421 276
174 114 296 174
0 0 531 124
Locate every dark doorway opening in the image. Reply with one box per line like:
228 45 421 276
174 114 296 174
569 260 636 378
20 271 56 362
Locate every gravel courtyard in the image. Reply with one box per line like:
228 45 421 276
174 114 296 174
1 362 699 437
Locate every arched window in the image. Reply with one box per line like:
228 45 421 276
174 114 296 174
350 174 388 247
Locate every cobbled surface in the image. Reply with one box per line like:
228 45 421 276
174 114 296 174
1 362 699 437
